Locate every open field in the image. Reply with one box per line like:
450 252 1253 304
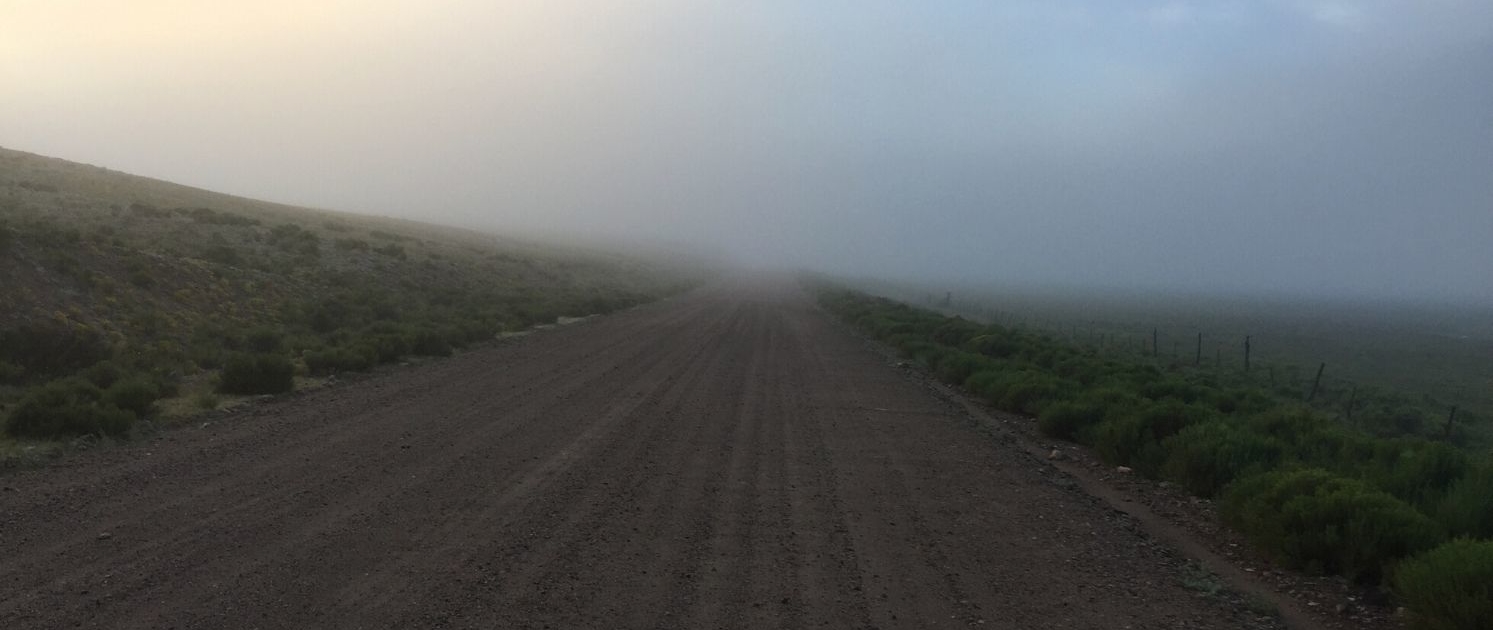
854 278 1493 447
0 147 696 455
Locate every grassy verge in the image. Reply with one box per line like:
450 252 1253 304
0 146 699 458
814 283 1491 629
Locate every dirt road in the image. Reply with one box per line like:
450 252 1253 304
0 278 1273 629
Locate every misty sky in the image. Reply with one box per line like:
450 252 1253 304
3 1 1491 303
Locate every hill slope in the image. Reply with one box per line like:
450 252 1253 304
0 146 695 449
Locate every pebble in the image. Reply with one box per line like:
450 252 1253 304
97 532 112 540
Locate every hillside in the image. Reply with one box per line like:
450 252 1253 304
0 146 696 454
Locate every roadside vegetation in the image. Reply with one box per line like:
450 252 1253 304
0 147 696 455
864 280 1493 448
815 285 1491 630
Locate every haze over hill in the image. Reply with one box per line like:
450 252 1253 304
3 1 1491 303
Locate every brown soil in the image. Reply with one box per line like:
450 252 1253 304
2 277 1285 629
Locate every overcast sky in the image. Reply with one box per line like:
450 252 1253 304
3 1 1490 303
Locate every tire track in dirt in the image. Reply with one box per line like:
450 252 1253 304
0 278 1282 629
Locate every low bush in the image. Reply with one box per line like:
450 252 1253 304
1436 463 1493 538
1038 400 1105 441
189 208 259 227
1084 399 1214 477
1161 421 1282 497
303 346 377 375
0 323 112 378
409 328 453 357
373 243 406 260
1359 439 1469 510
1221 469 1444 582
219 352 294 395
103 377 159 418
935 351 991 385
998 371 1066 415
194 392 220 410
1393 539 1493 630
5 379 135 438
245 326 285 353
362 327 413 363
335 237 370 251
0 360 25 384
201 244 243 267
81 360 124 389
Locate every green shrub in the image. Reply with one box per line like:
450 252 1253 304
189 341 225 369
1207 387 1275 415
1161 421 1282 497
128 202 170 218
5 379 135 438
967 333 1020 358
1393 539 1493 630
1436 463 1493 538
1361 440 1469 510
373 243 406 259
189 208 259 227
1038 400 1104 441
361 325 413 363
1084 399 1213 476
409 328 453 357
81 360 125 389
201 244 243 266
1140 377 1209 404
303 346 377 375
1221 469 1444 582
219 352 294 395
1086 413 1168 475
929 318 984 346
935 351 991 385
335 237 370 251
194 392 220 410
245 326 285 353
128 268 154 287
369 229 412 242
103 378 159 418
0 360 25 384
998 371 1066 415
0 323 112 378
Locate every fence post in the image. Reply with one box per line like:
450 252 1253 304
1244 335 1251 372
1306 362 1326 402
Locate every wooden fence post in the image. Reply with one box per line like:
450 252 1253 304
1307 362 1326 402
